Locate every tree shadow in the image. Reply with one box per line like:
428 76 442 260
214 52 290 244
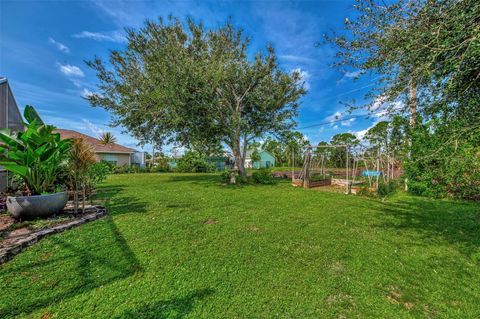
0 217 142 318
374 197 480 258
95 185 148 216
113 288 215 319
164 174 221 186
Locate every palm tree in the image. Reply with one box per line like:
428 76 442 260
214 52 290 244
99 132 117 145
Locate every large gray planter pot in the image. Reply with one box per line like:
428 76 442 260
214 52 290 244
7 192 68 220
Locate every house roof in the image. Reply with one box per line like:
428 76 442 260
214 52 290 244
0 77 24 131
55 129 136 154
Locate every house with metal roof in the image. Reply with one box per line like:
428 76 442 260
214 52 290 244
0 78 26 191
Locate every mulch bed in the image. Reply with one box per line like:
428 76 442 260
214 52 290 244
0 203 107 265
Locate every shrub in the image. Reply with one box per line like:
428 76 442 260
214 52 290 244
377 180 397 197
252 168 275 184
220 169 230 183
100 160 116 172
88 162 110 186
176 151 215 173
357 185 375 197
114 164 131 174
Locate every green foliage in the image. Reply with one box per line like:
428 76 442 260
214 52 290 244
100 160 116 172
176 152 215 173
248 141 262 163
88 162 110 186
0 105 72 195
328 0 480 200
220 169 231 183
98 132 117 145
377 180 397 197
405 119 480 200
114 165 133 174
251 168 275 184
86 17 305 177
327 0 479 120
67 138 97 189
262 131 311 168
357 185 375 197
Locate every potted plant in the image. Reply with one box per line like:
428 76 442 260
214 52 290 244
0 105 72 219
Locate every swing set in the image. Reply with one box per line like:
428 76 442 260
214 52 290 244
291 144 353 194
350 148 397 191
291 144 396 194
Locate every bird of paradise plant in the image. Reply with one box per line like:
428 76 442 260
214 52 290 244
0 105 72 195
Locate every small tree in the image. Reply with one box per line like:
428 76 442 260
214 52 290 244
68 138 97 213
330 133 359 167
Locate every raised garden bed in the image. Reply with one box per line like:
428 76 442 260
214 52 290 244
309 179 332 187
0 203 106 265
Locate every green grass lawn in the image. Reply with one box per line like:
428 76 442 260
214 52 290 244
1 173 479 318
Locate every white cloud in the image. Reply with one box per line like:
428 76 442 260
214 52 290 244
292 68 311 90
48 37 70 53
354 128 369 140
325 111 343 123
279 55 315 63
341 118 356 127
344 70 362 79
82 119 105 137
337 70 364 84
371 96 405 120
81 88 94 98
72 30 126 43
57 63 84 77
333 125 339 130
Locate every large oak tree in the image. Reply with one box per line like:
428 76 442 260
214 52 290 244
86 17 305 177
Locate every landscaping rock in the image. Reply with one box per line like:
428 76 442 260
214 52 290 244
0 205 107 265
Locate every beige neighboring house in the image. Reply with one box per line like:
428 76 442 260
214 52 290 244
55 129 145 167
0 78 25 192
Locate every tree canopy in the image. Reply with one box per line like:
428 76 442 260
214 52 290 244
86 17 305 177
327 0 479 127
327 0 479 199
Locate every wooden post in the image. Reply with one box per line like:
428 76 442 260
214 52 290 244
346 145 350 194
303 150 311 189
291 146 295 183
375 149 380 191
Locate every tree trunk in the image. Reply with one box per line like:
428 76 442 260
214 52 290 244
408 75 417 127
405 73 417 191
234 150 246 177
82 186 86 214
151 145 155 168
74 184 78 215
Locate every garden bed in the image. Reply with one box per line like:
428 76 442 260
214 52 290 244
0 203 106 265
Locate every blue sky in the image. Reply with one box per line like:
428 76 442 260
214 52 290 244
0 0 381 153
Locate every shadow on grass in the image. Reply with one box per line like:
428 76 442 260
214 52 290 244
95 185 148 216
113 288 215 319
0 217 142 318
375 197 480 258
164 174 221 186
